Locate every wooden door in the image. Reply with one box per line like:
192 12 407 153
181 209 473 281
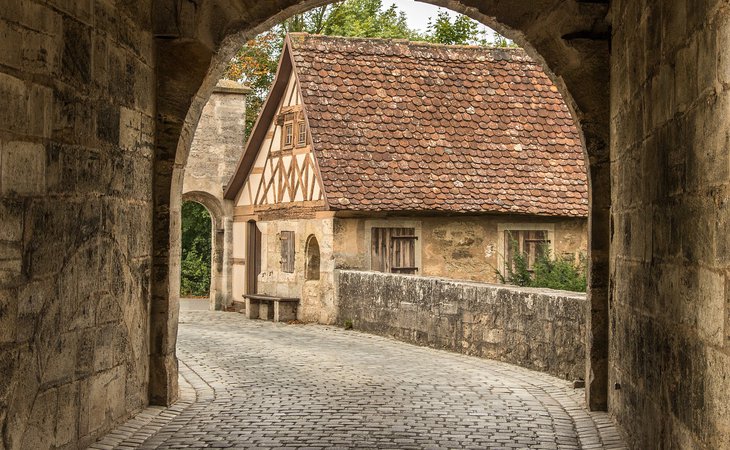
246 221 262 294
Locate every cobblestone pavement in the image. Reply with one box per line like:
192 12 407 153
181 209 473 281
91 309 626 449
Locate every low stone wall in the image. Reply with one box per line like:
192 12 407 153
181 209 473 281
336 270 586 381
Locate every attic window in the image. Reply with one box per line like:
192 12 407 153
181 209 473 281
282 113 295 149
297 114 307 146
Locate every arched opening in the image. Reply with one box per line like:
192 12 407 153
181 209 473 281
305 235 321 281
178 191 228 313
152 0 610 414
180 201 212 298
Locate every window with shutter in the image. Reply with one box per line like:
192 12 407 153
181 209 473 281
371 227 418 274
296 113 307 146
504 229 550 272
280 231 295 273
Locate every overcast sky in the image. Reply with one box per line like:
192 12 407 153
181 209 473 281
385 0 494 35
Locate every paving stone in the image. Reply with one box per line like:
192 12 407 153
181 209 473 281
90 309 626 449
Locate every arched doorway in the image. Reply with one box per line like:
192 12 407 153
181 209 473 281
179 191 230 311
180 201 213 302
151 0 610 413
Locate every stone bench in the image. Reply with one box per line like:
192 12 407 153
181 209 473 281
243 294 299 322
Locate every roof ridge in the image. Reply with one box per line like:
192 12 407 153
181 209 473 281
287 31 527 55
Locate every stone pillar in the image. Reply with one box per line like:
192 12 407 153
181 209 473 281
610 0 730 447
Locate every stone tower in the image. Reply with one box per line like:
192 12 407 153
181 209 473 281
181 80 250 309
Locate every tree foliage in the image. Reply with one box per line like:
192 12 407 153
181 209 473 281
180 201 212 297
425 11 485 45
223 0 512 136
496 245 587 292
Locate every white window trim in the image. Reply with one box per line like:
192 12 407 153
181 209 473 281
365 219 422 273
497 223 555 273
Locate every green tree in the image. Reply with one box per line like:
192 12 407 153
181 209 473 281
322 0 421 39
224 0 421 135
224 1 513 137
180 201 212 297
426 11 485 45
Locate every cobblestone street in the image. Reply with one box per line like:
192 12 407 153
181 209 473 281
91 306 625 449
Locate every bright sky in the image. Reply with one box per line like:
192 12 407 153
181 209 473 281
385 0 495 35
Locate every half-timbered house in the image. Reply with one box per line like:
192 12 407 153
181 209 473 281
224 33 589 324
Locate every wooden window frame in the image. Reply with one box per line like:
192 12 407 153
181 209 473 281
280 230 295 273
504 230 550 271
497 224 555 274
296 113 307 147
281 112 295 149
370 227 419 275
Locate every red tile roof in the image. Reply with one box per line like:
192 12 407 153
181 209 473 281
289 33 588 217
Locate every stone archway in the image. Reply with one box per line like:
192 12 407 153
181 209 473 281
151 0 611 411
179 191 232 311
3 0 730 448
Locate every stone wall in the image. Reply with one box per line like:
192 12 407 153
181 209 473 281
336 270 586 381
333 215 587 284
6 0 730 448
256 217 337 324
610 1 730 448
0 1 155 448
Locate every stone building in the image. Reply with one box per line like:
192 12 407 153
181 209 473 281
181 80 249 310
2 1 730 449
224 34 589 324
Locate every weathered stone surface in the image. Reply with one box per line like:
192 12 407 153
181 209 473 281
2 0 729 448
0 1 153 448
337 270 587 381
610 0 730 447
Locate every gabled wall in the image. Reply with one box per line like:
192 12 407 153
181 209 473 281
234 70 324 210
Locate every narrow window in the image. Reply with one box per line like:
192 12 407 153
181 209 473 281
297 117 307 146
281 112 295 149
371 227 418 274
305 235 320 280
280 231 295 273
504 230 550 272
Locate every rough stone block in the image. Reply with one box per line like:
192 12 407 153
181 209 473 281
88 366 126 433
0 141 46 195
19 387 57 450
0 289 16 343
60 15 91 85
55 381 79 447
0 19 23 70
41 330 77 386
119 106 142 151
22 26 60 76
697 268 725 347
